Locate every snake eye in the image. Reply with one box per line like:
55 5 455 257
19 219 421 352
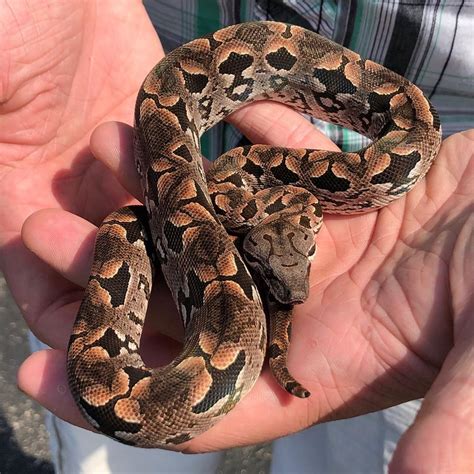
308 244 316 256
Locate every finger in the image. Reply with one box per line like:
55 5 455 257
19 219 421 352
17 336 183 429
228 100 340 151
90 121 143 201
390 339 474 472
390 244 474 474
20 209 102 348
17 347 320 453
22 208 97 288
18 350 90 430
227 101 376 284
22 207 183 345
90 102 340 202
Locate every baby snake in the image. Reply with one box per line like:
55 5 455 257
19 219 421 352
67 21 441 448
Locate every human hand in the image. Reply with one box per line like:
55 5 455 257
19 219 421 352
0 1 165 344
1 2 473 472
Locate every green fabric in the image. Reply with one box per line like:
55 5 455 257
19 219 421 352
145 0 473 159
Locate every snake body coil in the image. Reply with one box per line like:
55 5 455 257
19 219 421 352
67 21 441 448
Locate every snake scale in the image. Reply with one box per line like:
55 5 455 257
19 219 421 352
67 21 441 448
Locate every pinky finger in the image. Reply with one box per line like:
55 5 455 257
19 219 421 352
17 349 91 431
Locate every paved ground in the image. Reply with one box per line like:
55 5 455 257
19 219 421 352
0 274 54 473
0 272 271 474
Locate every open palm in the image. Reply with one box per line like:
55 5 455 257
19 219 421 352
0 2 472 472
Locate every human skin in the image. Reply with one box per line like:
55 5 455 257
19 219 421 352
0 1 472 472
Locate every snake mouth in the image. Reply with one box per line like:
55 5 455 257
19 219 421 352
270 281 308 306
274 294 305 305
285 294 306 305
287 297 305 305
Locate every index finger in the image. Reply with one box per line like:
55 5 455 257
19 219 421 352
90 100 340 202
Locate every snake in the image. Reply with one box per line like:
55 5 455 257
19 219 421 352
67 21 441 448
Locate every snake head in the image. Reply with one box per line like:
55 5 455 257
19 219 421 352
242 220 316 305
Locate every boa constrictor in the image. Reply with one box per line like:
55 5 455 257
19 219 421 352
67 21 441 448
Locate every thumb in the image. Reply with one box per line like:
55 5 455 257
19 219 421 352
390 327 474 472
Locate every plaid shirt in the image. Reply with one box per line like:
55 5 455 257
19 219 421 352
144 0 473 159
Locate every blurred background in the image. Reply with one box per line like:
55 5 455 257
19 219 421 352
0 273 53 473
